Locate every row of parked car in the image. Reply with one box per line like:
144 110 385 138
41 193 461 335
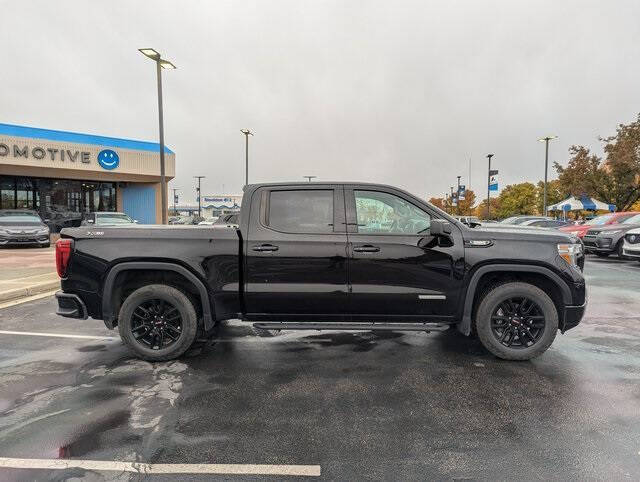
558 211 640 261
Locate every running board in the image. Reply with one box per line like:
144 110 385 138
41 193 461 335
252 322 451 332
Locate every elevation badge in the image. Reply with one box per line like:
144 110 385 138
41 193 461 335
97 149 120 170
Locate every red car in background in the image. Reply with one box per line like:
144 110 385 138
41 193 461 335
559 212 640 238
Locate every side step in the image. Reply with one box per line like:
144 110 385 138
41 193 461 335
252 322 451 333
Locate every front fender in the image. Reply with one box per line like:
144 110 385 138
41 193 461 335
458 264 573 336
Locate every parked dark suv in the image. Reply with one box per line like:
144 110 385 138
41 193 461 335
583 212 640 258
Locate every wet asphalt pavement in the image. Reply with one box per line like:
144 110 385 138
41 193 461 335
0 256 639 480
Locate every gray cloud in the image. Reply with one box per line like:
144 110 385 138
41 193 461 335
2 0 640 201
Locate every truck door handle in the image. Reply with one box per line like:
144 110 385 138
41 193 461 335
353 245 380 253
252 244 279 252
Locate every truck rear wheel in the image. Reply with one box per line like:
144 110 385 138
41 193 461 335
118 284 199 361
475 282 558 361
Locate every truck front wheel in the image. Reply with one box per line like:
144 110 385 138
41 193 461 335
118 284 199 361
475 282 558 361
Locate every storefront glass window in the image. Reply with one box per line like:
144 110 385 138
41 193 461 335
0 175 117 232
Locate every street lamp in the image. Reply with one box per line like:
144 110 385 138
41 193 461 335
194 176 205 219
303 176 317 182
538 136 558 216
240 129 254 186
486 154 494 219
138 48 176 224
456 175 462 215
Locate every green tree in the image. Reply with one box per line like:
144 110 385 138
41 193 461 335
536 179 564 214
496 182 538 218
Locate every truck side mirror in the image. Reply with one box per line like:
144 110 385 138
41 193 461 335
429 219 452 236
418 219 452 248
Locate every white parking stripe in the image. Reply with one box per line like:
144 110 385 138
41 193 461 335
0 330 116 341
0 457 321 476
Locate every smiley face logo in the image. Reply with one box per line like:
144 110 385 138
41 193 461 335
97 149 120 170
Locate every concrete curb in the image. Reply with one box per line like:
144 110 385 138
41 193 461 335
0 279 61 303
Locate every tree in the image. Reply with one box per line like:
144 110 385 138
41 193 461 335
457 190 477 216
536 179 564 215
553 113 640 211
474 198 501 220
600 114 640 210
553 146 601 198
496 182 538 219
428 196 447 211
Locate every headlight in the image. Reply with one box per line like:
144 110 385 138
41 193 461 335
604 230 621 235
37 228 50 235
558 243 582 267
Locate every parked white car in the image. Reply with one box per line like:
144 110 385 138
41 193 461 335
622 227 640 261
198 217 219 225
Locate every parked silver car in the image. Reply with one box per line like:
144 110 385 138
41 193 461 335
0 210 50 248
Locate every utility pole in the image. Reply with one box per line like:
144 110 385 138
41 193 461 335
456 175 462 215
194 176 205 218
486 154 494 219
538 136 558 216
172 188 179 216
240 129 254 186
303 176 317 182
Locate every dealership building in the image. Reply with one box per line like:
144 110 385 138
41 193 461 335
0 123 175 231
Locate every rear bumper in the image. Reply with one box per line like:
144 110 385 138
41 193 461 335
55 291 88 319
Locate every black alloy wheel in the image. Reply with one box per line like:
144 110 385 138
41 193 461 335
490 296 545 349
130 299 183 350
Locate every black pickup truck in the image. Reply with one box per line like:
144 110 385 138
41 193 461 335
55 182 586 361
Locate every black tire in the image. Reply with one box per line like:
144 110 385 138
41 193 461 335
595 252 609 258
118 284 199 361
475 282 558 361
251 326 282 337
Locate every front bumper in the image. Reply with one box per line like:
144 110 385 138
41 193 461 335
623 245 640 259
55 291 88 319
562 302 586 332
0 234 50 246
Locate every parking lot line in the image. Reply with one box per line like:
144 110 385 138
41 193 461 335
0 457 321 476
0 330 116 341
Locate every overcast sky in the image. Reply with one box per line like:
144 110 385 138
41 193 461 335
2 0 640 202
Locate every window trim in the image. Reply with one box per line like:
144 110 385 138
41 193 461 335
260 187 343 235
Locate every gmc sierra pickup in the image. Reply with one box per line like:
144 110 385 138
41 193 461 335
55 182 587 361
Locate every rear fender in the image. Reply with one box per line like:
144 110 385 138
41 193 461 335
102 262 214 330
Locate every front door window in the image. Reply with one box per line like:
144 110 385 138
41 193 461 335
354 190 430 235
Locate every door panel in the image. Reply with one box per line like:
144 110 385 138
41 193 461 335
244 186 349 318
345 188 463 318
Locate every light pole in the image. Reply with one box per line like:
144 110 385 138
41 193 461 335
486 154 494 219
172 188 179 216
303 176 317 182
240 129 254 186
456 175 462 215
138 48 176 224
194 176 205 219
538 136 558 216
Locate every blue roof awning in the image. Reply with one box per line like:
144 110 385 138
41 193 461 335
0 123 174 154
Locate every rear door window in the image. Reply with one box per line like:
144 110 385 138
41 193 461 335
267 190 334 233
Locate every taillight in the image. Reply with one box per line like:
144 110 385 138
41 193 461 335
56 238 74 278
